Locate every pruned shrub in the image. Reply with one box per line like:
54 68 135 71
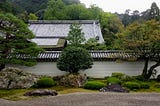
111 72 125 79
57 46 93 73
121 75 135 82
123 82 140 90
107 77 121 85
84 81 105 90
36 77 56 88
154 83 160 88
135 75 146 81
140 82 150 89
111 73 135 82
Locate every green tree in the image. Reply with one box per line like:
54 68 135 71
0 13 42 71
100 12 124 49
28 13 38 20
65 4 93 20
131 10 140 23
0 0 13 13
62 0 80 5
118 20 160 79
44 0 67 20
140 2 160 21
57 46 93 73
84 38 106 50
18 11 29 23
149 2 160 20
88 4 103 20
121 9 131 27
8 0 48 14
67 23 85 46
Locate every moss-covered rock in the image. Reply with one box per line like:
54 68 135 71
58 74 87 87
0 67 39 89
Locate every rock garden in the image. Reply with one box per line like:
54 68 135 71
0 67 160 100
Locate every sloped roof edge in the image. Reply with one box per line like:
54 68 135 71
29 20 100 24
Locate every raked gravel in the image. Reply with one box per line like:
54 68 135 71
0 92 160 106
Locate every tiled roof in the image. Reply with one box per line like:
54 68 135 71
9 51 140 62
29 20 104 46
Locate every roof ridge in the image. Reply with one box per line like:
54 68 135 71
29 20 99 24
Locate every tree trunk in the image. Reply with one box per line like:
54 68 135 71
145 62 160 80
0 64 5 71
142 58 149 77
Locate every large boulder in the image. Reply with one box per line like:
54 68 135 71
57 74 87 87
0 67 39 89
100 84 129 93
24 89 58 96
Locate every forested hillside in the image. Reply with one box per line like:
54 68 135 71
7 0 79 14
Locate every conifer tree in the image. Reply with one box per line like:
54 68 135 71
0 13 42 70
67 23 85 46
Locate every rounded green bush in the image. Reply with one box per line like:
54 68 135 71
154 83 160 88
57 46 93 73
123 82 140 90
121 75 135 82
111 72 125 79
107 77 121 85
84 81 105 90
135 75 146 81
36 77 56 88
140 82 150 89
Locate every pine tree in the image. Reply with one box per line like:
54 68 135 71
0 13 42 70
67 23 85 46
149 2 160 20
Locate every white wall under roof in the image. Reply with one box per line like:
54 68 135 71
32 38 59 46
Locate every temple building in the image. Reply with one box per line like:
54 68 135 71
29 20 104 50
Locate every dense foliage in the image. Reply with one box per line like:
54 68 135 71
106 77 122 85
67 23 85 46
117 20 160 79
0 13 42 70
35 77 56 88
100 12 124 48
84 81 105 90
84 38 107 50
44 0 102 20
123 81 141 90
0 0 13 13
57 46 93 73
111 72 125 79
1 0 159 50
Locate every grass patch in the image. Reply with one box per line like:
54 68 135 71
0 89 32 101
0 86 97 101
0 79 160 101
59 88 96 94
84 81 106 90
135 81 160 92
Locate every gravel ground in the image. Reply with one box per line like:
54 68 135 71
0 92 160 106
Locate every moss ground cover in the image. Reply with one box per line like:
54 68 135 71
0 75 160 101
